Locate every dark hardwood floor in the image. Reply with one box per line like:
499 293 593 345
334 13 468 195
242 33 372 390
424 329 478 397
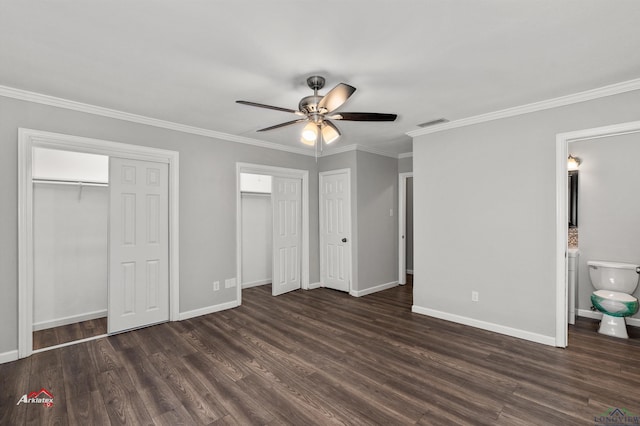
2 281 640 425
33 317 107 350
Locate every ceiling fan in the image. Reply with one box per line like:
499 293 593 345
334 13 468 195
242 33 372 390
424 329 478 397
236 76 397 146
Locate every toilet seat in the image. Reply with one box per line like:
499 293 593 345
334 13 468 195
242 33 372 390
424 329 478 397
591 290 639 318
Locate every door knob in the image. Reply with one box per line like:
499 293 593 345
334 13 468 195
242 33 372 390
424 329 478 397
342 238 347 243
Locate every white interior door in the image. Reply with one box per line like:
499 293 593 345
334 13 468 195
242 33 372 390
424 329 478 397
109 158 169 333
271 177 302 296
320 170 351 292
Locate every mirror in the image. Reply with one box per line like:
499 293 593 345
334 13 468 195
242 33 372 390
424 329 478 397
568 170 578 228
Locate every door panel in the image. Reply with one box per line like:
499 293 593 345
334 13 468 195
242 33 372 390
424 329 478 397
109 158 169 333
320 171 351 292
272 177 302 296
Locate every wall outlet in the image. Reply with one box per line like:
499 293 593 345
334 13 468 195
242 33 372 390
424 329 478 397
225 278 237 289
471 291 479 302
213 281 220 291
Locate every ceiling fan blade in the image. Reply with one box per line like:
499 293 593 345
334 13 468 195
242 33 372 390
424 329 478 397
317 83 356 113
236 100 303 115
257 119 307 132
328 112 398 122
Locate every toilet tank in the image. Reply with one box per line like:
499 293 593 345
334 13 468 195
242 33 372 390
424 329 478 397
587 260 640 294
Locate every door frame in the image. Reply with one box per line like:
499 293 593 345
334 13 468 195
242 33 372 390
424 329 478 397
398 172 413 285
235 163 309 305
18 128 180 359
554 120 640 348
319 168 353 293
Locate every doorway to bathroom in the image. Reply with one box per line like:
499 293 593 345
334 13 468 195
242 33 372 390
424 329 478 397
555 120 640 347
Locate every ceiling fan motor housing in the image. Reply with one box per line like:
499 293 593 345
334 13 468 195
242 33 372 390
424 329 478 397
298 95 324 115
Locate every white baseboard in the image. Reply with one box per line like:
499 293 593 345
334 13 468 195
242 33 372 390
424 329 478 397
179 300 239 321
242 279 271 289
350 281 398 297
406 269 414 274
411 305 556 347
33 309 107 331
308 282 322 290
0 350 19 364
577 309 640 327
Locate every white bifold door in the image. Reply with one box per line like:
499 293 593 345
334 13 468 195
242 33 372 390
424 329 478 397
271 177 302 296
320 170 351 292
109 158 169 334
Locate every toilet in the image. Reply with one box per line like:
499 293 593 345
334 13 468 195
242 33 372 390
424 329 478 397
588 260 640 338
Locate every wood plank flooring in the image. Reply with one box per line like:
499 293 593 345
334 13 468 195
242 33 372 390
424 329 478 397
33 317 107 350
2 282 640 425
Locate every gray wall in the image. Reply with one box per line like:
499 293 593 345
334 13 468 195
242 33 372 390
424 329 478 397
398 156 413 173
319 150 400 292
356 151 398 290
0 95 320 354
571 133 640 320
241 193 272 287
33 184 108 327
413 90 640 341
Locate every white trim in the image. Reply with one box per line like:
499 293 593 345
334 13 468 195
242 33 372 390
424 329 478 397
18 128 180 359
408 78 640 137
322 144 400 159
308 282 322 290
236 163 310 306
242 279 271 289
397 152 413 159
398 172 413 285
33 309 107 331
0 84 409 159
179 301 240 321
0 85 316 157
412 305 556 346
350 281 398 297
406 270 414 274
319 169 353 294
578 309 640 327
555 120 640 349
0 350 19 365
32 334 108 354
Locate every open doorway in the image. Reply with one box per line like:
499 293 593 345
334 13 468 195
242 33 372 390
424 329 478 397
398 172 413 286
555 120 640 347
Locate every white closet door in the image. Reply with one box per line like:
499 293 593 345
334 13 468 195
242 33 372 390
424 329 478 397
108 158 169 334
271 177 302 296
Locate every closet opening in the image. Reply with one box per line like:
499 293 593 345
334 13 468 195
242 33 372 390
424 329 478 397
240 173 273 291
31 148 109 350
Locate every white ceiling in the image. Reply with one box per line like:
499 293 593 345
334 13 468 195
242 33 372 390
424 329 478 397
2 1 640 155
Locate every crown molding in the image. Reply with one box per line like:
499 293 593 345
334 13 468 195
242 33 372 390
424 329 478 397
407 77 640 137
322 144 400 159
0 85 316 157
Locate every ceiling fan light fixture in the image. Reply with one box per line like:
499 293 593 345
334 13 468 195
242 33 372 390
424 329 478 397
301 122 318 145
321 123 340 144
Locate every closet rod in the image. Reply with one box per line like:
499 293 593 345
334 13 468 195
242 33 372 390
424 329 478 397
32 179 109 187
